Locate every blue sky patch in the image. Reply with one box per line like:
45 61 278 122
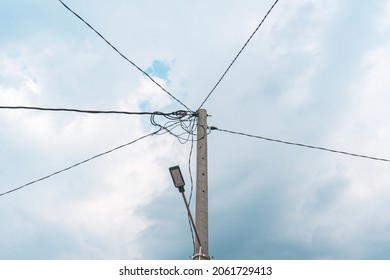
146 60 171 81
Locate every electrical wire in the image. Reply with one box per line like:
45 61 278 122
187 126 196 205
149 110 198 253
1 105 198 143
198 0 280 109
150 110 198 144
149 109 198 253
186 120 196 255
1 105 197 143
211 127 390 163
0 129 161 197
0 109 199 197
150 110 198 253
0 106 188 116
58 0 191 112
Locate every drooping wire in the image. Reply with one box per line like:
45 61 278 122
0 129 161 198
0 109 200 198
149 110 198 253
149 109 198 253
1 106 200 250
58 0 192 112
150 110 197 144
187 122 197 205
186 118 197 255
2 106 202 252
198 0 280 109
211 127 390 163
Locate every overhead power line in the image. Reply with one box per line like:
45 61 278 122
0 105 191 116
0 129 161 198
58 0 191 112
0 109 198 198
0 105 197 143
198 0 280 109
211 127 390 163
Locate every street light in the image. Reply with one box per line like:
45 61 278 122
169 165 185 193
169 165 203 259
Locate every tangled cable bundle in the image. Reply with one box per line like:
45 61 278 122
150 111 198 144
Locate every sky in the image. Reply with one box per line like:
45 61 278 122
1 0 390 260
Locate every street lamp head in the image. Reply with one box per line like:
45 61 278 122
169 165 185 193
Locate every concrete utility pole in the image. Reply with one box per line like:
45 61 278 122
194 108 210 260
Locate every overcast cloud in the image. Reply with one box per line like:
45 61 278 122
1 0 390 260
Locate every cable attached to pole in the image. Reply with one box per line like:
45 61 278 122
0 129 161 198
0 106 189 116
211 126 390 163
198 0 280 109
58 0 192 112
